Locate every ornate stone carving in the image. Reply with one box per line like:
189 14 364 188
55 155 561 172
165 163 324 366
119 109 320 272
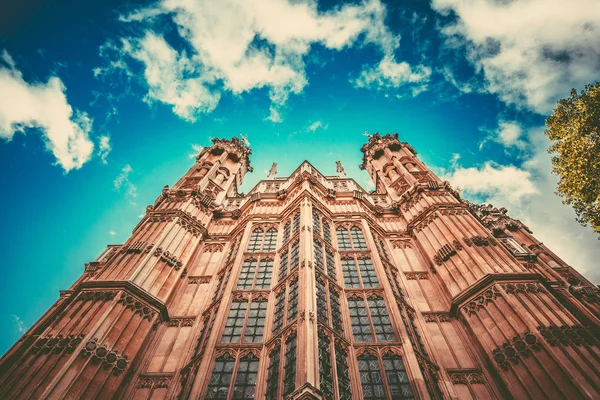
137 375 171 389
154 247 183 270
405 272 429 280
168 317 196 328
463 286 501 316
75 290 117 303
492 332 540 370
117 293 157 321
433 243 457 265
501 282 544 295
569 285 600 303
81 338 129 375
30 333 84 355
538 325 596 346
423 312 451 323
449 371 485 385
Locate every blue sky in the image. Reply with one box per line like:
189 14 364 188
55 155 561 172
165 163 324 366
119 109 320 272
0 0 599 355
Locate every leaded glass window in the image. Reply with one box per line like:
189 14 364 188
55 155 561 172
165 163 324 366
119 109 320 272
221 299 267 343
358 353 386 400
283 334 297 396
330 288 344 333
313 210 321 235
247 227 278 252
314 239 324 272
348 295 395 342
326 250 337 280
337 227 352 250
292 213 301 234
265 348 280 400
247 228 263 252
290 241 300 270
335 345 352 400
237 258 273 290
263 228 277 252
255 258 273 289
244 299 267 343
358 258 379 287
237 259 257 290
232 354 259 399
342 257 379 288
368 297 395 341
351 226 368 250
318 332 334 400
283 221 291 244
272 291 285 333
342 258 361 288
278 249 289 282
383 353 414 399
206 354 236 398
348 297 372 342
316 277 328 323
222 300 248 343
287 279 299 322
323 220 332 244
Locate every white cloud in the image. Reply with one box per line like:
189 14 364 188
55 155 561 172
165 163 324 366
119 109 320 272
109 230 117 236
189 143 204 158
480 120 527 151
0 50 95 171
114 164 138 201
441 125 600 283
307 120 328 132
432 0 600 113
101 0 429 121
98 135 111 163
354 56 432 94
10 314 27 334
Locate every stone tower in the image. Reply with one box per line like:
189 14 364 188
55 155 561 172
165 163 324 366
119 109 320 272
0 134 599 399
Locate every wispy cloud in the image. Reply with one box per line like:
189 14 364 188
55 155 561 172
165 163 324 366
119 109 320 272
189 144 204 158
307 120 328 132
0 50 95 171
109 230 117 236
10 314 27 334
98 135 112 163
114 164 138 204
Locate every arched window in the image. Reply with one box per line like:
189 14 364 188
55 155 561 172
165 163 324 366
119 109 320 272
205 352 261 399
232 354 259 399
350 226 368 250
282 221 291 244
337 227 352 250
318 332 334 400
247 227 278 252
337 224 368 250
265 347 281 400
221 298 267 343
283 334 297 396
357 351 415 399
292 213 301 234
237 257 273 290
341 256 379 288
312 209 322 235
348 295 395 342
335 345 352 400
278 240 300 282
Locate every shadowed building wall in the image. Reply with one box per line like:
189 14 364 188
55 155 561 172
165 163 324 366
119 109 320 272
1 134 599 399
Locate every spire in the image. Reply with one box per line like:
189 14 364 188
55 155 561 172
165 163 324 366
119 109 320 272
267 162 278 179
336 160 346 178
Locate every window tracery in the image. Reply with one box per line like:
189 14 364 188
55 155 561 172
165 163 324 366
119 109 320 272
336 224 368 250
357 351 414 400
278 240 299 282
247 226 278 252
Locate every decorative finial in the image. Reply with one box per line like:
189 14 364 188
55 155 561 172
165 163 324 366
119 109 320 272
363 131 372 138
240 133 251 147
336 160 346 178
267 162 278 179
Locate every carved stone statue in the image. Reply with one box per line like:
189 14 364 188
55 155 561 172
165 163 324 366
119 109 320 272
336 160 346 178
267 162 278 179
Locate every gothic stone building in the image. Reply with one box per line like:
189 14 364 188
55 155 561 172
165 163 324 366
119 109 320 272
1 134 599 399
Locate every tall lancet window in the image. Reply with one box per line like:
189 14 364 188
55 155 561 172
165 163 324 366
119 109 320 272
336 225 369 250
247 226 278 252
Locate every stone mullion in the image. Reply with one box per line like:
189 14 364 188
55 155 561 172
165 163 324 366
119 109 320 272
188 221 253 398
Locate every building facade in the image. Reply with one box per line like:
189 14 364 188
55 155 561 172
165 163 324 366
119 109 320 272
1 134 599 399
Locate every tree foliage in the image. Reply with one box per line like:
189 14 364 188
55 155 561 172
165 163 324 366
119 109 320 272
545 82 600 236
